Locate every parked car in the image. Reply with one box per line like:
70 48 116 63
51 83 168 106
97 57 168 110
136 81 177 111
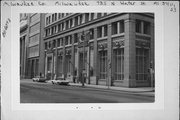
49 79 70 85
32 76 46 82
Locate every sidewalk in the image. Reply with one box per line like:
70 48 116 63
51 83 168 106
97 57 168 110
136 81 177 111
69 82 155 97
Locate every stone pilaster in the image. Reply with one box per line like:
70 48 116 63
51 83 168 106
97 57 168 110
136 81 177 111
93 28 98 84
107 23 112 86
62 37 66 78
71 35 75 77
124 15 136 87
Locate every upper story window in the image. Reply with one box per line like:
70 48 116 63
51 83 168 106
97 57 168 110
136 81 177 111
97 26 102 38
55 13 57 21
136 20 151 35
75 16 78 26
120 20 124 33
45 42 48 50
52 14 54 22
30 14 40 23
143 21 150 35
97 25 108 38
46 17 48 25
89 28 94 40
97 13 102 18
112 20 124 35
136 20 142 33
48 16 51 25
90 13 94 21
57 38 60 47
74 33 78 43
112 22 118 35
85 13 89 22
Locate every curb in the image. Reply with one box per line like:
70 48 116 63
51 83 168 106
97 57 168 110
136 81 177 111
69 83 155 97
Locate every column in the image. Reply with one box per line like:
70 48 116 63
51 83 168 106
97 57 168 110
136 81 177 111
87 41 90 84
71 34 75 82
107 23 112 86
124 15 136 87
45 53 47 78
93 28 98 84
62 37 66 79
55 39 58 79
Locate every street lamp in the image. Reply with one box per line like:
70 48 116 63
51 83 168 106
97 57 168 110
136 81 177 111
80 31 91 87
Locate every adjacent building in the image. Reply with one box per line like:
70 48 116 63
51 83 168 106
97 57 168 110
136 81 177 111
20 13 45 79
20 13 154 88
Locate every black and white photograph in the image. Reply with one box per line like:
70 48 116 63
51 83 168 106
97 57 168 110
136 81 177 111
20 13 155 103
1 1 179 120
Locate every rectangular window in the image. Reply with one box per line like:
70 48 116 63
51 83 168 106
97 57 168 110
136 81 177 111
136 20 142 33
144 21 151 34
104 25 108 37
61 38 64 46
58 13 61 19
97 13 101 18
89 28 94 40
45 42 48 50
29 34 39 46
120 20 124 33
75 16 78 26
46 17 48 25
45 29 48 36
112 22 118 35
47 57 52 72
85 13 89 22
74 33 78 43
136 48 148 81
30 14 40 23
65 36 68 45
91 13 94 20
52 14 54 22
57 38 60 47
29 23 40 33
99 51 107 79
70 19 73 28
113 48 124 80
55 13 57 21
97 26 102 38
48 16 51 24
28 45 39 58
57 55 63 77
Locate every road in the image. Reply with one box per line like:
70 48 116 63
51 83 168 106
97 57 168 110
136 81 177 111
20 79 154 103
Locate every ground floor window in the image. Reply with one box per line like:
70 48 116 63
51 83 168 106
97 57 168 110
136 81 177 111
99 50 107 79
113 48 124 80
57 55 63 77
47 57 52 73
136 48 149 80
65 55 71 73
27 58 39 78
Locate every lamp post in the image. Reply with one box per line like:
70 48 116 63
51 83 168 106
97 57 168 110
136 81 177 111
80 31 91 87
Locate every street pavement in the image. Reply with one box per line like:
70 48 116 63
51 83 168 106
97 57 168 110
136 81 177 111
20 79 154 103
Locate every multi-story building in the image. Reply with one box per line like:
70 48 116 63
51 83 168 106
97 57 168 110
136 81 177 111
20 13 28 79
43 13 154 87
20 13 45 79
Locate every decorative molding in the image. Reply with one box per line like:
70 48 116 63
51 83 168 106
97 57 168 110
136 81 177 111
136 40 150 48
98 42 107 50
112 40 124 48
136 35 151 41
